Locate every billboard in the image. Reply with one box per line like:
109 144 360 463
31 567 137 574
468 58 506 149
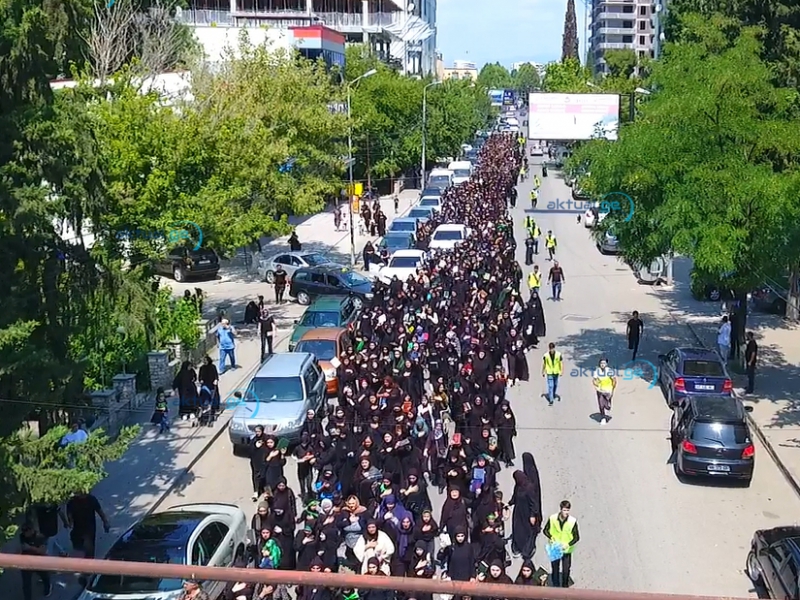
488 89 504 106
527 93 620 140
502 89 514 106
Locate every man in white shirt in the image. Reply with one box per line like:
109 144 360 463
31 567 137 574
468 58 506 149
592 358 616 425
717 316 732 362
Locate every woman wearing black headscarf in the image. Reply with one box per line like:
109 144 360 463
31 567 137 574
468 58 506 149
514 559 548 586
442 527 475 582
524 291 546 349
522 451 543 525
509 469 542 560
476 559 513 600
494 400 517 468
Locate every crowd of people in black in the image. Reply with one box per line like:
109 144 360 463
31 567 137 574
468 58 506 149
222 134 579 600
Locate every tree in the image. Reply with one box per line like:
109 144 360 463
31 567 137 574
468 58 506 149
573 15 800 331
542 58 593 93
511 63 541 97
427 79 492 162
477 63 513 90
603 49 638 79
562 0 580 61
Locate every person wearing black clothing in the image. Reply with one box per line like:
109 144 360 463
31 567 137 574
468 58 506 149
250 426 268 501
19 522 51 600
363 241 376 272
524 235 535 266
626 311 644 361
198 356 220 414
66 492 110 560
288 232 302 252
259 305 276 360
295 432 316 501
32 502 67 556
510 187 517 208
273 265 288 304
745 331 758 394
222 559 256 600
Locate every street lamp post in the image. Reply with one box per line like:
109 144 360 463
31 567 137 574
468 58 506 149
346 68 377 267
420 81 441 189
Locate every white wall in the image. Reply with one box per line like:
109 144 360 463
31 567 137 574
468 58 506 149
191 26 295 64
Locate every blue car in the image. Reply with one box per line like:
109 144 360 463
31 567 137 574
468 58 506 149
657 347 732 407
378 232 416 255
407 206 435 223
388 217 419 235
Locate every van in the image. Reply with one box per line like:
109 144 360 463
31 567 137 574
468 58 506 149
447 161 472 186
228 353 327 452
427 168 453 190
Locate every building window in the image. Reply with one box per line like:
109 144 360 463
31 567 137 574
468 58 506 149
623 5 633 12
650 49 655 58
638 20 646 30
638 50 646 58
639 5 647 15
622 35 633 43
623 20 633 28
638 35 645 44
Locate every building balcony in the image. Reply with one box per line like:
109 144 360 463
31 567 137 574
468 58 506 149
315 10 400 31
592 26 633 35
595 41 632 50
178 8 234 25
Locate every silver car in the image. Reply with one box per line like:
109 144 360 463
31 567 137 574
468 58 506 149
77 503 248 600
598 229 620 255
229 352 327 453
257 251 332 283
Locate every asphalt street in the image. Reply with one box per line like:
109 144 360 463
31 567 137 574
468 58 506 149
158 156 800 597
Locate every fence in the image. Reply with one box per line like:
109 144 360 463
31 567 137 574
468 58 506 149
0 554 749 600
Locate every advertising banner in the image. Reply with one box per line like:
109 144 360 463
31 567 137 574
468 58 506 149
502 89 514 106
527 93 620 140
488 89 504 107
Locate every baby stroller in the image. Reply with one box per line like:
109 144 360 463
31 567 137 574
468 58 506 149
192 385 216 427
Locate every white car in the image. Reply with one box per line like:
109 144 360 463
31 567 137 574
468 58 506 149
428 224 472 251
378 249 427 283
78 503 249 600
417 195 442 212
530 144 544 156
584 207 607 228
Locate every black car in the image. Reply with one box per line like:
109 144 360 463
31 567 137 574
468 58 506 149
670 395 755 483
289 265 374 306
747 526 800 598
155 245 219 282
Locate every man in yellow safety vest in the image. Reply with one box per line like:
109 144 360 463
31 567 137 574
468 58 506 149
545 230 557 261
541 342 563 405
527 266 541 294
543 500 579 588
533 174 541 190
592 357 616 425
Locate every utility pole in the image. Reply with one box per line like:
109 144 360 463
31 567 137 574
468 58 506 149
421 81 441 189
366 134 372 190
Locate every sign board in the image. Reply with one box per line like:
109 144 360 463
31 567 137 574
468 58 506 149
488 89 503 107
527 93 620 141
502 89 514 106
347 182 363 197
327 102 347 114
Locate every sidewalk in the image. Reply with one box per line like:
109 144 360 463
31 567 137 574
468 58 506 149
654 256 800 496
0 189 423 599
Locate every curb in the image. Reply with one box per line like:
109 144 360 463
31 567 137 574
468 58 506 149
146 330 292 515
667 310 800 499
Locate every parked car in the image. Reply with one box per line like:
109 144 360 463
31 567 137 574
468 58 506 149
289 265 374 307
597 228 620 254
572 185 591 201
420 187 442 199
388 217 420 235
407 206 436 224
78 503 248 600
747 526 800 597
288 295 358 352
583 204 600 228
154 244 219 283
257 251 333 284
657 347 733 407
670 395 755 483
429 224 472 251
689 268 737 301
228 352 327 451
378 232 416 255
751 279 789 315
377 249 427 284
293 327 352 395
418 195 443 212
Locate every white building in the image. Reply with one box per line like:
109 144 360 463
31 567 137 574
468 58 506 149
511 61 546 79
589 0 654 74
178 0 437 77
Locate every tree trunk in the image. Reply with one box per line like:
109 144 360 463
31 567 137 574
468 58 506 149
788 264 800 321
733 289 749 371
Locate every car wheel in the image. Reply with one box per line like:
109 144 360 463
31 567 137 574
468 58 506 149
265 270 275 284
352 296 364 310
297 291 311 305
173 265 185 282
747 550 763 584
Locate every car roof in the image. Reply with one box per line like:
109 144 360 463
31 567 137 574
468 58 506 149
384 231 414 238
409 206 434 213
677 347 721 361
270 250 320 258
254 352 313 377
307 294 351 309
391 249 426 258
392 217 418 223
119 511 207 546
296 264 350 275
297 327 346 342
758 527 800 548
421 188 442 196
434 224 466 231
690 396 746 422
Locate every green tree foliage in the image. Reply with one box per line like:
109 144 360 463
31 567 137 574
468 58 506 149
511 63 541 97
477 62 513 90
542 58 594 92
603 49 638 79
573 15 800 326
0 424 139 541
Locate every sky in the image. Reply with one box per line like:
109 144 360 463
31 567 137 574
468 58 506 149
436 0 589 69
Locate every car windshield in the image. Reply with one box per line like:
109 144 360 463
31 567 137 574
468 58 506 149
433 230 463 241
420 198 439 207
409 210 430 218
301 253 327 266
429 177 449 188
690 421 748 445
453 169 471 178
246 377 304 402
391 221 416 232
340 270 370 286
389 256 421 268
683 359 725 377
300 311 340 327
294 339 337 361
88 544 184 593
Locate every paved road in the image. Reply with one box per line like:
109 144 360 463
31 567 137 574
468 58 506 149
159 163 800 597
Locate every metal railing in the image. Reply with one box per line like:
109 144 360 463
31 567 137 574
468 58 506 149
0 554 752 600
177 8 234 25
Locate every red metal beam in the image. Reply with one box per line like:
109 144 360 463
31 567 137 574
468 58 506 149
0 554 749 600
